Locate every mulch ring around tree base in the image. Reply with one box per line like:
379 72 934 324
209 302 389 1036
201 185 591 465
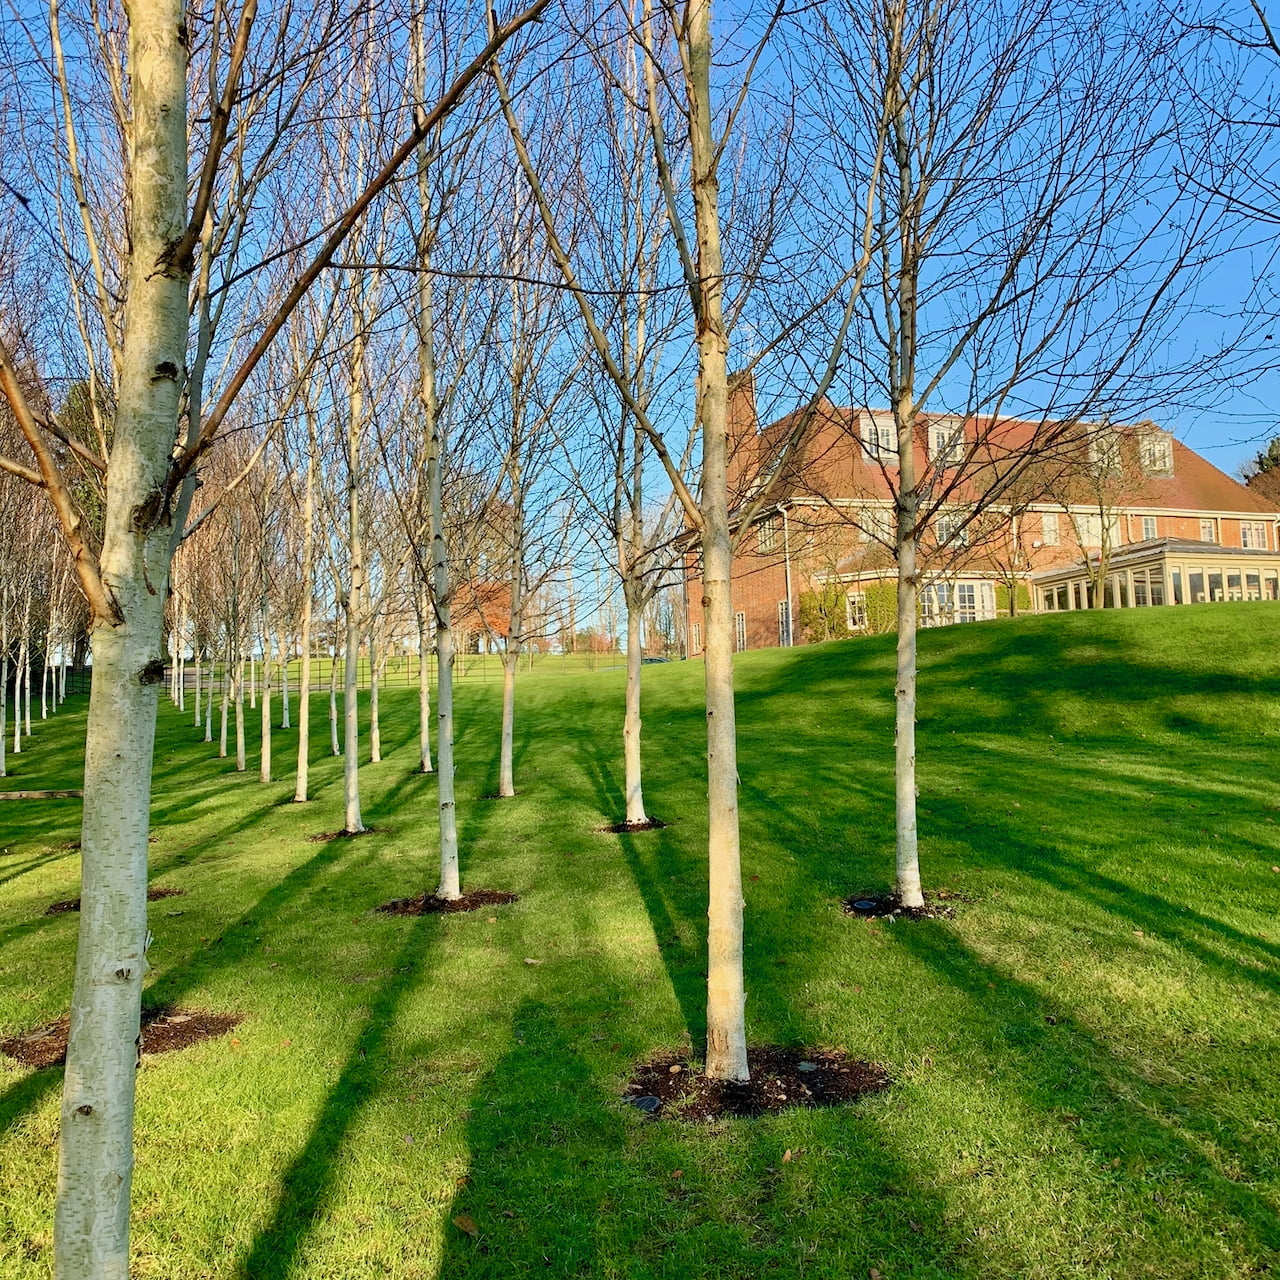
842 889 970 921
598 817 669 834
46 886 186 916
624 1047 891 1120
376 889 520 916
308 827 388 843
1 1007 243 1071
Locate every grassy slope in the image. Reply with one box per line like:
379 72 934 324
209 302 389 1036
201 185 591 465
0 603 1277 1279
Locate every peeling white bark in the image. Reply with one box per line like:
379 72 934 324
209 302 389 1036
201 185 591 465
895 524 924 908
417 608 432 774
259 627 272 784
369 637 381 764
685 0 748 1082
54 4 188 1271
295 439 315 802
623 603 647 824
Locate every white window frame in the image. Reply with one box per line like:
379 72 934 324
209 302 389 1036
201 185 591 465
1041 512 1060 546
1199 519 1216 543
1089 430 1122 475
757 516 779 553
862 411 896 461
1139 430 1174 475
1075 513 1118 548
846 591 867 632
929 421 965 467
734 611 746 652
1080 514 1101 547
936 511 969 548
1142 515 1158 540
859 504 894 544
920 581 952 627
690 623 701 653
1241 521 1268 550
777 599 791 646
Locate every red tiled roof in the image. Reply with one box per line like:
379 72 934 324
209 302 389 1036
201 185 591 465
731 392 1280 517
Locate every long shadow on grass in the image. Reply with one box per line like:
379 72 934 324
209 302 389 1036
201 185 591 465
0 849 76 890
571 734 706 1048
754 607 1280 750
924 761 1280 995
890 925 1280 1263
234 911 436 1279
0 838 382 1138
0 1056 62 1135
438 998 965 1280
437 1000 610 1279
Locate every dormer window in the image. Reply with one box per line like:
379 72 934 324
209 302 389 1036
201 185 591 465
929 420 965 466
862 411 896 460
1139 427 1174 475
1089 427 1121 475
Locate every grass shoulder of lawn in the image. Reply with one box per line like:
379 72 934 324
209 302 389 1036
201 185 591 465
0 602 1277 1279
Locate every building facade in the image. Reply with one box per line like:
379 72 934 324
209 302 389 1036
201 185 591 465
682 378 1280 653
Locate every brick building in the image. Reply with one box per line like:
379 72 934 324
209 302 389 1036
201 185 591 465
682 377 1280 653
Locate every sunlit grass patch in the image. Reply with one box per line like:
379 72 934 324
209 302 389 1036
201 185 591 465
0 602 1277 1277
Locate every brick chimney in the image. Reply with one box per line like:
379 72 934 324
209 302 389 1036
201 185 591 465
726 369 759 498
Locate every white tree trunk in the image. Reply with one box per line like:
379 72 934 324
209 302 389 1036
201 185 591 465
416 247 458 897
20 590 32 739
259 628 272 784
294 634 312 801
369 637 381 764
623 600 647 824
58 610 167 1279
329 653 340 757
203 658 213 743
295 438 316 799
894 526 925 908
498 654 516 797
176 617 185 712
435 607 460 899
218 651 229 757
280 638 291 729
342 628 363 832
54 5 188 1270
701 485 748 1081
13 634 24 755
191 650 201 729
234 655 246 772
23 638 31 737
685 0 748 1083
417 611 432 774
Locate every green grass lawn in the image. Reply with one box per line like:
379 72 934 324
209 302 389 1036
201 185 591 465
1 603 1278 1279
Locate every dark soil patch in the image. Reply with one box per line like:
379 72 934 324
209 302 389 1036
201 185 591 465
0 789 83 800
624 1046 891 1120
599 817 669 833
46 886 187 916
1 1006 243 1070
376 889 520 916
477 792 518 801
842 889 967 921
308 827 386 843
